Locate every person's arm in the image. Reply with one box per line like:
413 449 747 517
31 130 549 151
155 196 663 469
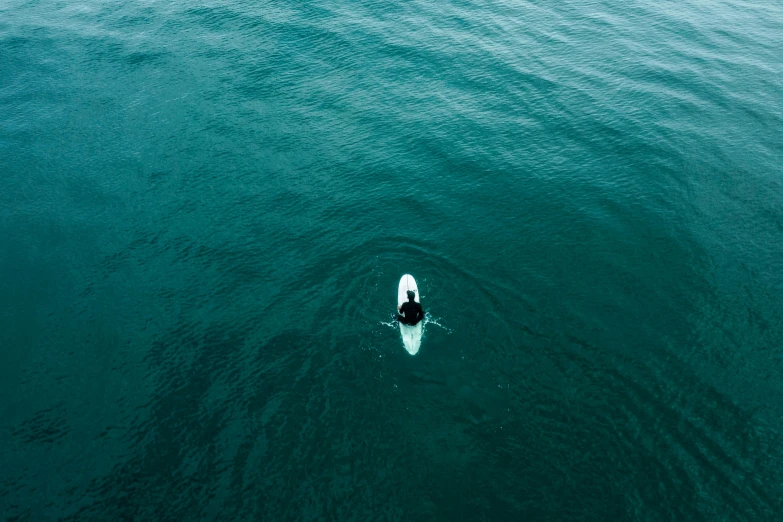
397 303 407 322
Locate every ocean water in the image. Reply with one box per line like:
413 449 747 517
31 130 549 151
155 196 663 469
1 0 782 519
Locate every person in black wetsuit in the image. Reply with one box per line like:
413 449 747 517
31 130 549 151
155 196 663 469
398 290 425 325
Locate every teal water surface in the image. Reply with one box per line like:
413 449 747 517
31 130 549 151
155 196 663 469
2 0 783 519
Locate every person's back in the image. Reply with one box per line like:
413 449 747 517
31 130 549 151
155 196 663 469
398 291 424 325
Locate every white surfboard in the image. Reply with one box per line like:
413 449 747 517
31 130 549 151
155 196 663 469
398 274 423 355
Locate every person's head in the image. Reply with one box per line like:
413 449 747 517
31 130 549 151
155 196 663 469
407 290 415 301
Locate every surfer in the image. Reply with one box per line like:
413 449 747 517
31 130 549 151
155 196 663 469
397 290 425 325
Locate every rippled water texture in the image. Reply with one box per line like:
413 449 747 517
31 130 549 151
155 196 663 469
2 0 782 519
